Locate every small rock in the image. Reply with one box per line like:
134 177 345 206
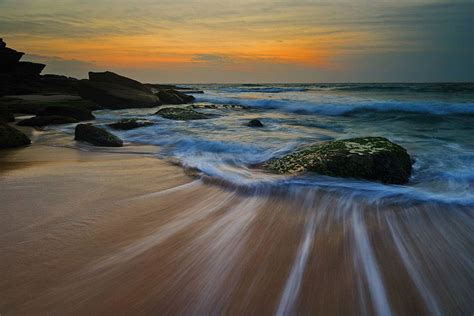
248 119 264 127
0 108 14 123
156 107 209 120
17 115 78 127
0 124 31 149
108 118 154 130
74 124 123 147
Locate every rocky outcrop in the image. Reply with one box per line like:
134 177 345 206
156 89 195 104
264 137 412 184
17 115 79 127
74 124 123 147
0 124 31 149
108 118 154 130
156 107 210 120
37 105 95 121
78 71 161 109
248 119 263 127
89 71 151 93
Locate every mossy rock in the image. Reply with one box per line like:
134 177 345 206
108 118 154 130
17 115 79 127
38 105 95 121
264 137 412 184
156 107 209 120
0 124 31 149
74 124 123 147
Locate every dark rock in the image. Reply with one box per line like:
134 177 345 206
156 107 210 120
0 47 24 73
74 124 123 147
0 39 6 49
37 105 95 121
89 71 151 93
156 89 195 105
108 118 154 130
145 83 178 91
0 108 14 123
248 119 264 127
0 124 31 149
78 80 161 109
177 90 204 94
17 115 79 127
264 137 412 184
13 62 46 76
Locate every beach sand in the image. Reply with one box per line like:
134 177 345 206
0 140 472 315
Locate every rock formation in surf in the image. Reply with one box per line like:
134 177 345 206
264 137 413 184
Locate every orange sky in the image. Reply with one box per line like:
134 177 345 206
1 0 472 82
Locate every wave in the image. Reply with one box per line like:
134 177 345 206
195 94 474 116
220 87 307 93
308 83 474 93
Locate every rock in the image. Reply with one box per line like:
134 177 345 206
13 62 46 76
74 124 123 147
108 118 154 130
37 105 95 121
156 89 195 105
248 119 264 127
156 107 210 120
0 124 31 149
178 90 204 94
89 71 151 93
78 80 161 109
17 115 79 127
0 108 14 123
264 137 412 184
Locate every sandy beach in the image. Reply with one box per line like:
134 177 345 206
1 132 472 314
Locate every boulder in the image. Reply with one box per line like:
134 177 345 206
89 71 151 93
156 89 195 104
0 124 31 149
17 115 79 127
74 124 123 147
264 137 412 184
78 80 161 109
108 118 154 130
248 119 264 127
156 107 210 120
37 105 95 121
0 47 24 73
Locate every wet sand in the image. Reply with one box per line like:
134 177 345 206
0 143 473 315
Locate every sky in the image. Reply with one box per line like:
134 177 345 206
0 0 473 83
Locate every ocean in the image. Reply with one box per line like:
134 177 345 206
88 82 474 205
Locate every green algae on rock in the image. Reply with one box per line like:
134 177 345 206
75 124 123 147
0 124 31 149
156 107 210 120
264 137 412 184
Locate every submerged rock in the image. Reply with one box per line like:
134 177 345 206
37 105 95 121
0 124 31 149
74 124 123 147
248 119 264 127
108 118 154 130
156 89 195 105
264 137 412 184
17 115 78 127
156 107 210 120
